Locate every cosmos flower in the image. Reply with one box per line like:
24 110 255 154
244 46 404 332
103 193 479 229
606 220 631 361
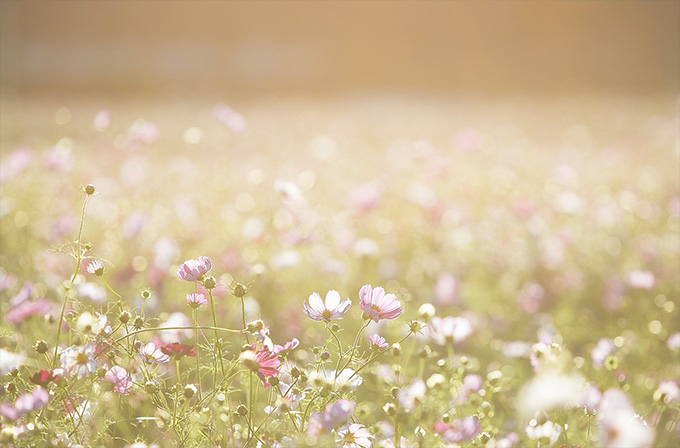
139 342 170 364
598 389 654 448
0 387 49 421
239 345 281 387
30 369 59 387
272 338 299 355
336 423 373 448
177 256 212 282
160 343 196 360
427 316 472 345
4 298 52 324
86 260 105 276
185 293 207 309
60 344 98 379
303 290 351 323
103 366 132 395
525 421 561 446
321 399 355 430
592 338 616 369
359 284 402 323
433 416 480 443
368 334 389 350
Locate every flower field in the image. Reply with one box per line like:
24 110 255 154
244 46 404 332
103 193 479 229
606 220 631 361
0 94 678 447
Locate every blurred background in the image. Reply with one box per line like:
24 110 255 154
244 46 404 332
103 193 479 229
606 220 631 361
1 1 678 98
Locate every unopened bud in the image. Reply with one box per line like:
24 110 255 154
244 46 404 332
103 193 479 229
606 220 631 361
119 310 131 324
141 289 151 299
203 276 217 290
184 384 198 399
34 340 48 354
233 283 247 298
133 316 144 329
391 343 402 356
84 184 96 195
237 404 248 416
267 376 279 387
145 381 157 394
320 351 331 361
246 320 265 333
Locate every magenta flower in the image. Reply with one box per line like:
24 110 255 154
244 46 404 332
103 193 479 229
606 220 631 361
139 342 170 364
368 334 388 350
240 345 281 387
177 256 212 282
185 293 207 309
103 366 132 395
304 290 351 323
358 285 402 323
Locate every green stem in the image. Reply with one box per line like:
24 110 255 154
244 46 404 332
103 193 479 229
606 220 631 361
54 195 89 363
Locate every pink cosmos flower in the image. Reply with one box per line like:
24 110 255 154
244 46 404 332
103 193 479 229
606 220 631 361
358 285 402 323
303 290 351 323
4 298 52 324
103 366 132 395
428 316 472 345
0 387 49 420
273 338 299 355
139 342 170 364
667 332 680 350
433 416 480 443
160 343 196 360
185 293 207 309
240 345 281 387
336 423 373 448
368 334 388 350
177 256 212 282
321 399 355 430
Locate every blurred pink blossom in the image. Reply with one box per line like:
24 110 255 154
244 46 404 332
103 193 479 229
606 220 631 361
0 148 34 183
626 270 655 290
213 103 247 132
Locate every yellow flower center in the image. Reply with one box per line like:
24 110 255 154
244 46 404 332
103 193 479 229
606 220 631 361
322 310 332 320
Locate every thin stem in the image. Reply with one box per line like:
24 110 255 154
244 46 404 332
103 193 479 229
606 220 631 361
54 195 89 363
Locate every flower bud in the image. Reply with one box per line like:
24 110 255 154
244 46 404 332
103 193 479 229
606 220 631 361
203 276 217 290
119 310 131 324
84 184 96 195
267 376 279 387
391 386 399 398
141 289 151 299
133 316 144 329
290 366 301 378
144 381 157 394
246 320 265 334
320 351 331 361
383 402 396 416
331 323 340 332
233 283 248 298
97 367 107 378
34 340 48 354
237 404 248 416
391 343 401 356
184 384 198 399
